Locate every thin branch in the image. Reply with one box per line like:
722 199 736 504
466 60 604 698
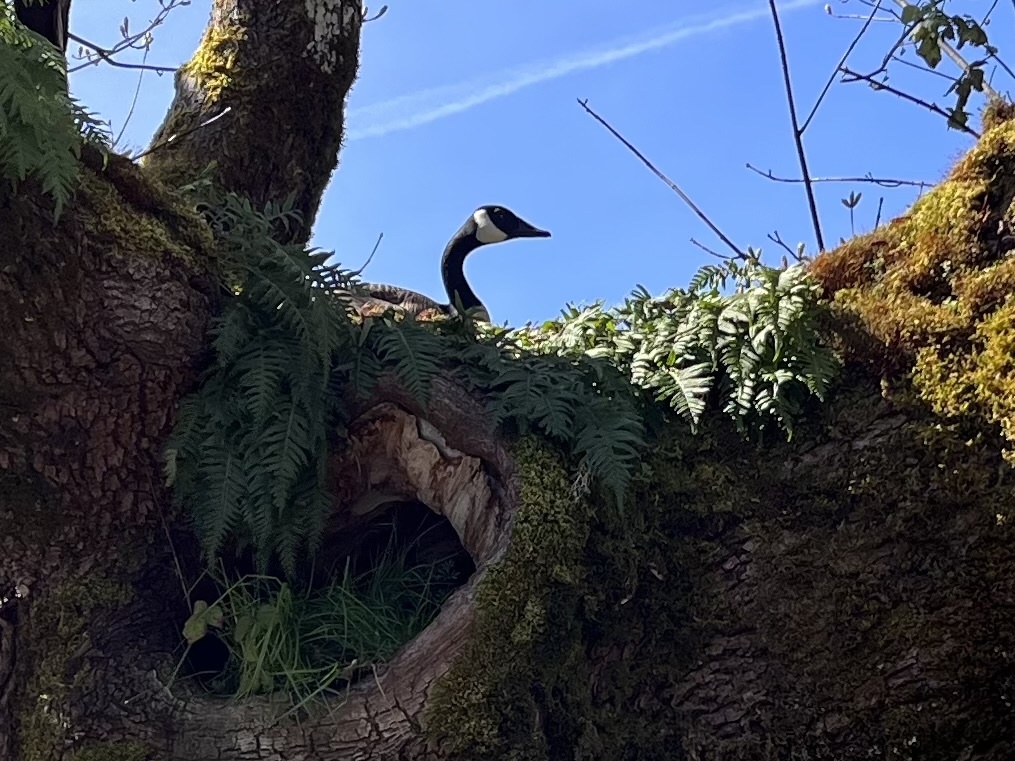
768 0 825 251
131 107 233 162
891 49 959 81
874 196 885 228
841 66 981 137
986 48 1015 83
690 237 733 261
114 49 149 149
66 0 187 74
351 233 384 276
982 0 1001 26
802 0 883 134
577 98 745 259
746 162 933 189
766 230 797 260
68 33 176 73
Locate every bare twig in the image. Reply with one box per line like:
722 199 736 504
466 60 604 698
841 66 981 137
746 162 933 189
113 49 149 149
577 98 745 259
131 107 233 162
690 237 733 261
982 0 1001 25
890 50 960 81
874 196 885 228
802 0 883 134
768 0 824 251
766 230 798 260
68 34 176 74
67 0 187 74
351 233 384 276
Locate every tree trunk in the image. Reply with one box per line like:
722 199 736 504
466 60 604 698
2 1 1014 759
142 0 363 241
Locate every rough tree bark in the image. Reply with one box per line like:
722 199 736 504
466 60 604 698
1 1 1014 760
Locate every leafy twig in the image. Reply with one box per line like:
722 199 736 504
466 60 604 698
888 0 1002 100
577 98 745 259
840 66 981 137
768 0 824 251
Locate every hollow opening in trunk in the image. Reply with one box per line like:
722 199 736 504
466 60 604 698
179 499 475 699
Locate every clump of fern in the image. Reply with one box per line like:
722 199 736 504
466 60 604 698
508 252 839 437
0 9 110 217
165 189 360 576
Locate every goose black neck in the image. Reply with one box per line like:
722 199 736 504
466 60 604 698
441 232 484 313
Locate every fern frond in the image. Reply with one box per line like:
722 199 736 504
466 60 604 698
369 320 444 403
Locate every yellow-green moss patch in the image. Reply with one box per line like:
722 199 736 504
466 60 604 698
811 111 1015 459
178 24 246 104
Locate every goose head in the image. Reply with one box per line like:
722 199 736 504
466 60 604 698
469 205 551 246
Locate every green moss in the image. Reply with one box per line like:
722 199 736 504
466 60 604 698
74 160 213 270
423 379 1015 759
68 742 150 761
141 23 246 190
426 438 595 760
18 577 133 761
425 429 744 760
810 111 1015 459
178 24 245 104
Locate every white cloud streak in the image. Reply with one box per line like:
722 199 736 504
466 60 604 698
346 0 822 140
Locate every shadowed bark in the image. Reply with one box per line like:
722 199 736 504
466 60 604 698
1 0 1014 759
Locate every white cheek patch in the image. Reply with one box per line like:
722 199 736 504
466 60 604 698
473 209 509 244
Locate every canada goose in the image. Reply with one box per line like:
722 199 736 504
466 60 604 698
348 205 551 322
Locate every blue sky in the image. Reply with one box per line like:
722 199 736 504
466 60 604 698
67 1 1001 326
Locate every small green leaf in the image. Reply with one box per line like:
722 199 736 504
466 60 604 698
182 600 210 644
901 4 923 24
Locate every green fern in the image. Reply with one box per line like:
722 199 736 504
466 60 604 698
510 253 839 438
0 10 110 218
367 318 445 403
165 188 363 576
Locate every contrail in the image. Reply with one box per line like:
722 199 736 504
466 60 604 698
346 0 822 140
